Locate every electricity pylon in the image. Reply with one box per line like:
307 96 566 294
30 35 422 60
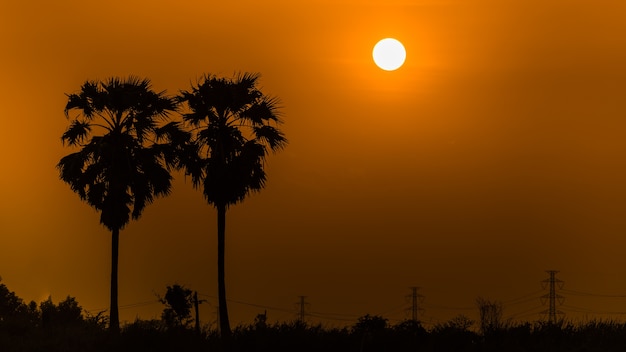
541 270 564 323
296 296 309 323
407 287 424 321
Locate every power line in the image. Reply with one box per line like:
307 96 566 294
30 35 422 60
422 303 474 311
198 293 295 314
307 312 357 322
504 305 545 321
309 310 360 318
561 289 626 298
82 285 551 326
376 303 408 317
561 304 626 315
120 300 161 309
86 299 160 313
503 290 544 305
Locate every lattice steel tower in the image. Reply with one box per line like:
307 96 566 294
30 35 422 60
297 296 309 323
541 270 564 323
407 287 424 321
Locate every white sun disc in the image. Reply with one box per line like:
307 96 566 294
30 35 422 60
373 38 406 71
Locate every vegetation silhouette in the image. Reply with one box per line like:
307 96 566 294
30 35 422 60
158 284 194 329
57 76 188 333
476 296 504 335
5 280 626 351
177 72 288 337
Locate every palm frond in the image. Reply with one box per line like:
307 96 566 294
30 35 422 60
153 122 193 169
58 151 90 199
86 182 106 209
179 89 218 126
253 125 288 151
155 121 190 144
234 72 261 92
240 96 282 125
65 81 100 118
229 72 262 114
61 120 92 146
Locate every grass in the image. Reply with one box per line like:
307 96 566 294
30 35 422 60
4 316 626 352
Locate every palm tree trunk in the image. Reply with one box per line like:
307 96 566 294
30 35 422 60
110 228 120 333
217 203 231 337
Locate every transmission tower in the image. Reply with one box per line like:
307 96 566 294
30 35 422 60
541 270 564 323
406 287 424 321
296 296 309 323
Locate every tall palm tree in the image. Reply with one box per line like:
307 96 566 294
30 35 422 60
58 76 187 333
178 72 287 336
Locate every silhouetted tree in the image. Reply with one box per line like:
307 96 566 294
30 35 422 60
437 314 475 331
476 296 504 335
432 314 477 351
40 295 83 328
159 284 194 328
353 314 388 333
253 310 268 330
178 72 287 337
0 281 24 321
39 297 56 328
0 280 38 329
353 314 389 352
393 318 426 335
58 76 187 332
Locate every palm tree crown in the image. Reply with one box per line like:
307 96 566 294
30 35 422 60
58 76 186 231
179 72 287 206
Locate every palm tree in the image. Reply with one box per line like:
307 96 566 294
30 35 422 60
178 72 287 336
58 76 187 333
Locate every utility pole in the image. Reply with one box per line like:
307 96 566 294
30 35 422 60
541 270 564 323
193 291 207 335
407 287 424 321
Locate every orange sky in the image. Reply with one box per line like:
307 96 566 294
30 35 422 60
2 0 626 328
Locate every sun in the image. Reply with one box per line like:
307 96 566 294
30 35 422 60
373 38 406 71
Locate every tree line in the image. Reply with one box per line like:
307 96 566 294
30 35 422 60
57 73 287 336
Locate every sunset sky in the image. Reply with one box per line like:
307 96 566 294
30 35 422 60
2 0 626 328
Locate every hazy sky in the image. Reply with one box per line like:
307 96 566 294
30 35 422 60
2 0 626 327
